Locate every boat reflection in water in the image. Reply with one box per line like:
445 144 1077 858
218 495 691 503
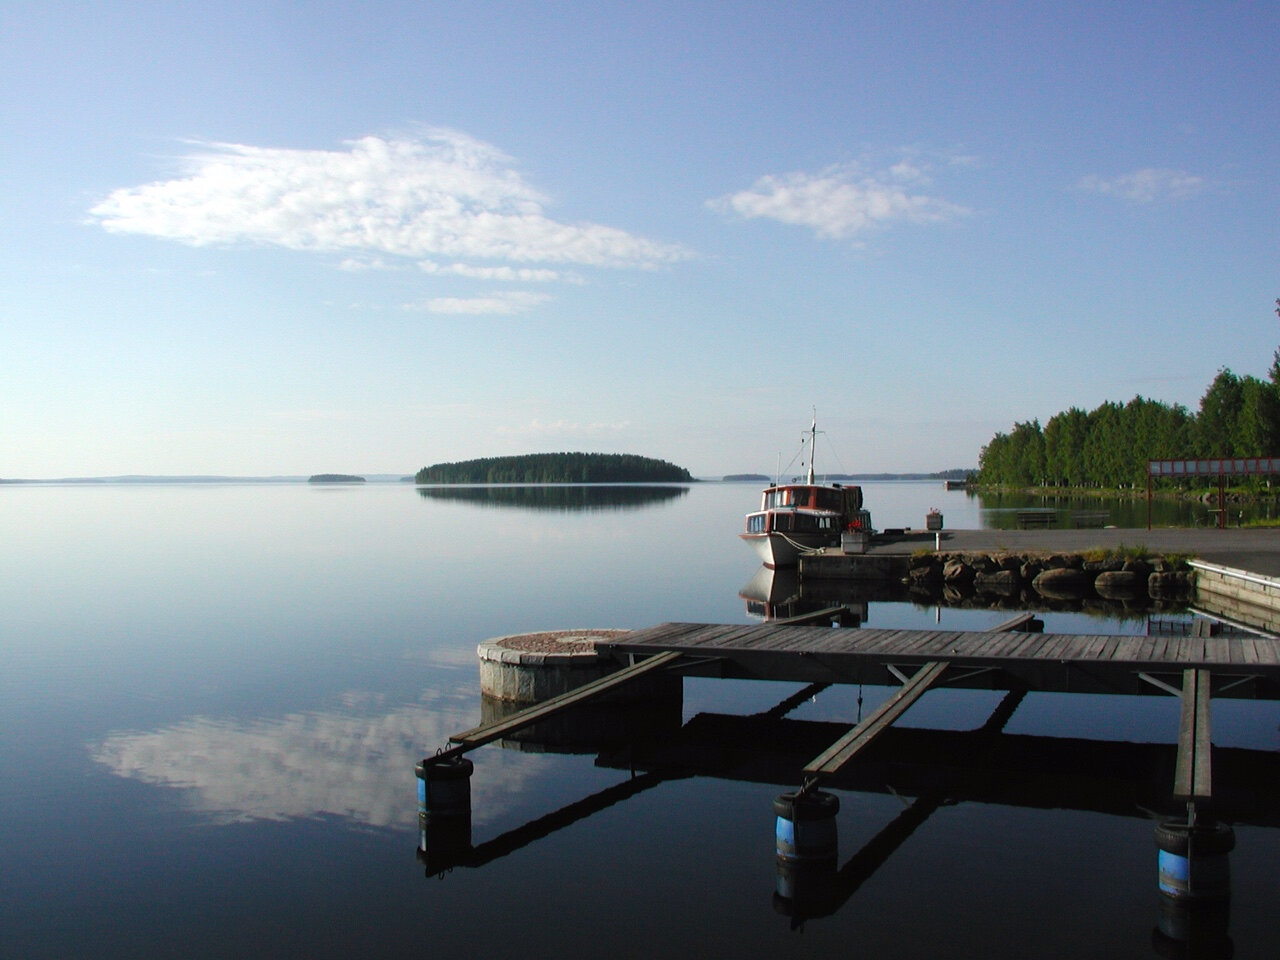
416 484 689 511
739 565 869 626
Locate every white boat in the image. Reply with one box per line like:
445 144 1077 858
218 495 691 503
739 416 870 567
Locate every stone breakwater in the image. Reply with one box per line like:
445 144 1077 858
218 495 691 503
906 551 1195 603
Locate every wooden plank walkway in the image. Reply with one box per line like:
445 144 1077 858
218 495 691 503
599 622 1280 699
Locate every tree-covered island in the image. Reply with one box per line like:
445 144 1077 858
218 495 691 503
415 453 694 484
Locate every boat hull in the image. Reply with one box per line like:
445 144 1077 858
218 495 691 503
739 531 835 568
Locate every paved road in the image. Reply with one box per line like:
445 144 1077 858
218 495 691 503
868 527 1280 578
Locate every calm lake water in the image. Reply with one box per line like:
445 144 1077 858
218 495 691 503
2 481 1276 959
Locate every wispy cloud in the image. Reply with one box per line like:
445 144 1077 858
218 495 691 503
407 291 552 315
417 260 570 282
708 156 970 241
1077 167 1205 203
89 129 692 270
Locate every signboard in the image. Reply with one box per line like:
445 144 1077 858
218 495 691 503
1148 458 1280 477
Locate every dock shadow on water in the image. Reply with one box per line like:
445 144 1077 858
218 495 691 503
419 677 1268 959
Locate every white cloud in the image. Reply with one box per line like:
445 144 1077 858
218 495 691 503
417 260 567 282
708 159 970 240
338 256 398 271
1077 168 1205 202
408 291 552 315
89 129 692 270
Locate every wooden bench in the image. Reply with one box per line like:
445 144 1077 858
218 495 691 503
1071 510 1109 528
1016 510 1056 528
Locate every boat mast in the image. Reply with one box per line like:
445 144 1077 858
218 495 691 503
806 412 816 485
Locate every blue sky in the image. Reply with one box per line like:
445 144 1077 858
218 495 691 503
3 1 1276 477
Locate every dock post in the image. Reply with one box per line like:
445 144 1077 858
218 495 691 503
416 756 474 872
1152 817 1235 957
772 787 841 919
1154 817 1234 902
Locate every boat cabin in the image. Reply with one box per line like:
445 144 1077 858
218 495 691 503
744 483 865 536
757 483 863 514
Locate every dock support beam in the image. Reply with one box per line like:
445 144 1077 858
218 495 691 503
802 661 948 781
443 650 684 754
1174 668 1213 806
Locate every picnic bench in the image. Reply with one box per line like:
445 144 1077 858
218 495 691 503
1015 510 1056 529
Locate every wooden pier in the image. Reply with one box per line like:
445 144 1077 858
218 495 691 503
597 621 1280 697
432 620 1280 808
418 617 1280 894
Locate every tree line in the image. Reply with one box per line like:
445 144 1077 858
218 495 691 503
415 452 695 484
978 302 1280 488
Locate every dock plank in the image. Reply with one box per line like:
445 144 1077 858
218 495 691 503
1174 668 1213 800
599 622 1280 698
804 661 949 778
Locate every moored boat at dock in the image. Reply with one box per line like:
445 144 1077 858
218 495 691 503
740 416 870 567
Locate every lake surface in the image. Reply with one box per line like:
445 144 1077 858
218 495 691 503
2 481 1276 959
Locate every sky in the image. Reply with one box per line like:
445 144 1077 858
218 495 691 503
2 1 1277 478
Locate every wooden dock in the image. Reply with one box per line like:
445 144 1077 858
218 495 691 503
429 619 1280 816
598 622 1280 698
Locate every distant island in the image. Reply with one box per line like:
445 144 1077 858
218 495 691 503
415 453 695 484
721 468 973 482
308 474 366 483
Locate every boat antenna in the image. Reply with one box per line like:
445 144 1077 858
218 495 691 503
806 410 817 484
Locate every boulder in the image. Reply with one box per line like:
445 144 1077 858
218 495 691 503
1149 570 1195 600
943 559 975 585
974 569 1021 596
1094 570 1141 599
1033 566 1094 599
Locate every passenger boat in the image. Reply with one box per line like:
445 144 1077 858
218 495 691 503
739 417 870 567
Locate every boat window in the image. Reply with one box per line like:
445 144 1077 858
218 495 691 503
746 513 767 533
814 489 842 512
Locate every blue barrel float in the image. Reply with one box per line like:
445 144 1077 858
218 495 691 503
773 789 840 917
1154 818 1235 901
415 756 474 871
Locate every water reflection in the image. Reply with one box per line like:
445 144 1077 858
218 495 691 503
740 562 1196 625
415 484 689 511
91 688 539 828
417 685 1273 956
739 565 869 624
972 488 1280 529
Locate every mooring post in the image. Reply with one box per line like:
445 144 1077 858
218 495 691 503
416 756 475 872
772 787 841 920
1152 813 1235 956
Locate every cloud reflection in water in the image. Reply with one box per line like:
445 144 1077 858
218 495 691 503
91 686 533 829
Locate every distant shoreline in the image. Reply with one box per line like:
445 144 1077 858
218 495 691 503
2 471 974 486
0 475 411 485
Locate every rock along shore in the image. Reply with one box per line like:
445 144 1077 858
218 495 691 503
906 550 1193 602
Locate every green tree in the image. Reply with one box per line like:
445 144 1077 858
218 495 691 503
1044 407 1089 485
1196 369 1243 456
